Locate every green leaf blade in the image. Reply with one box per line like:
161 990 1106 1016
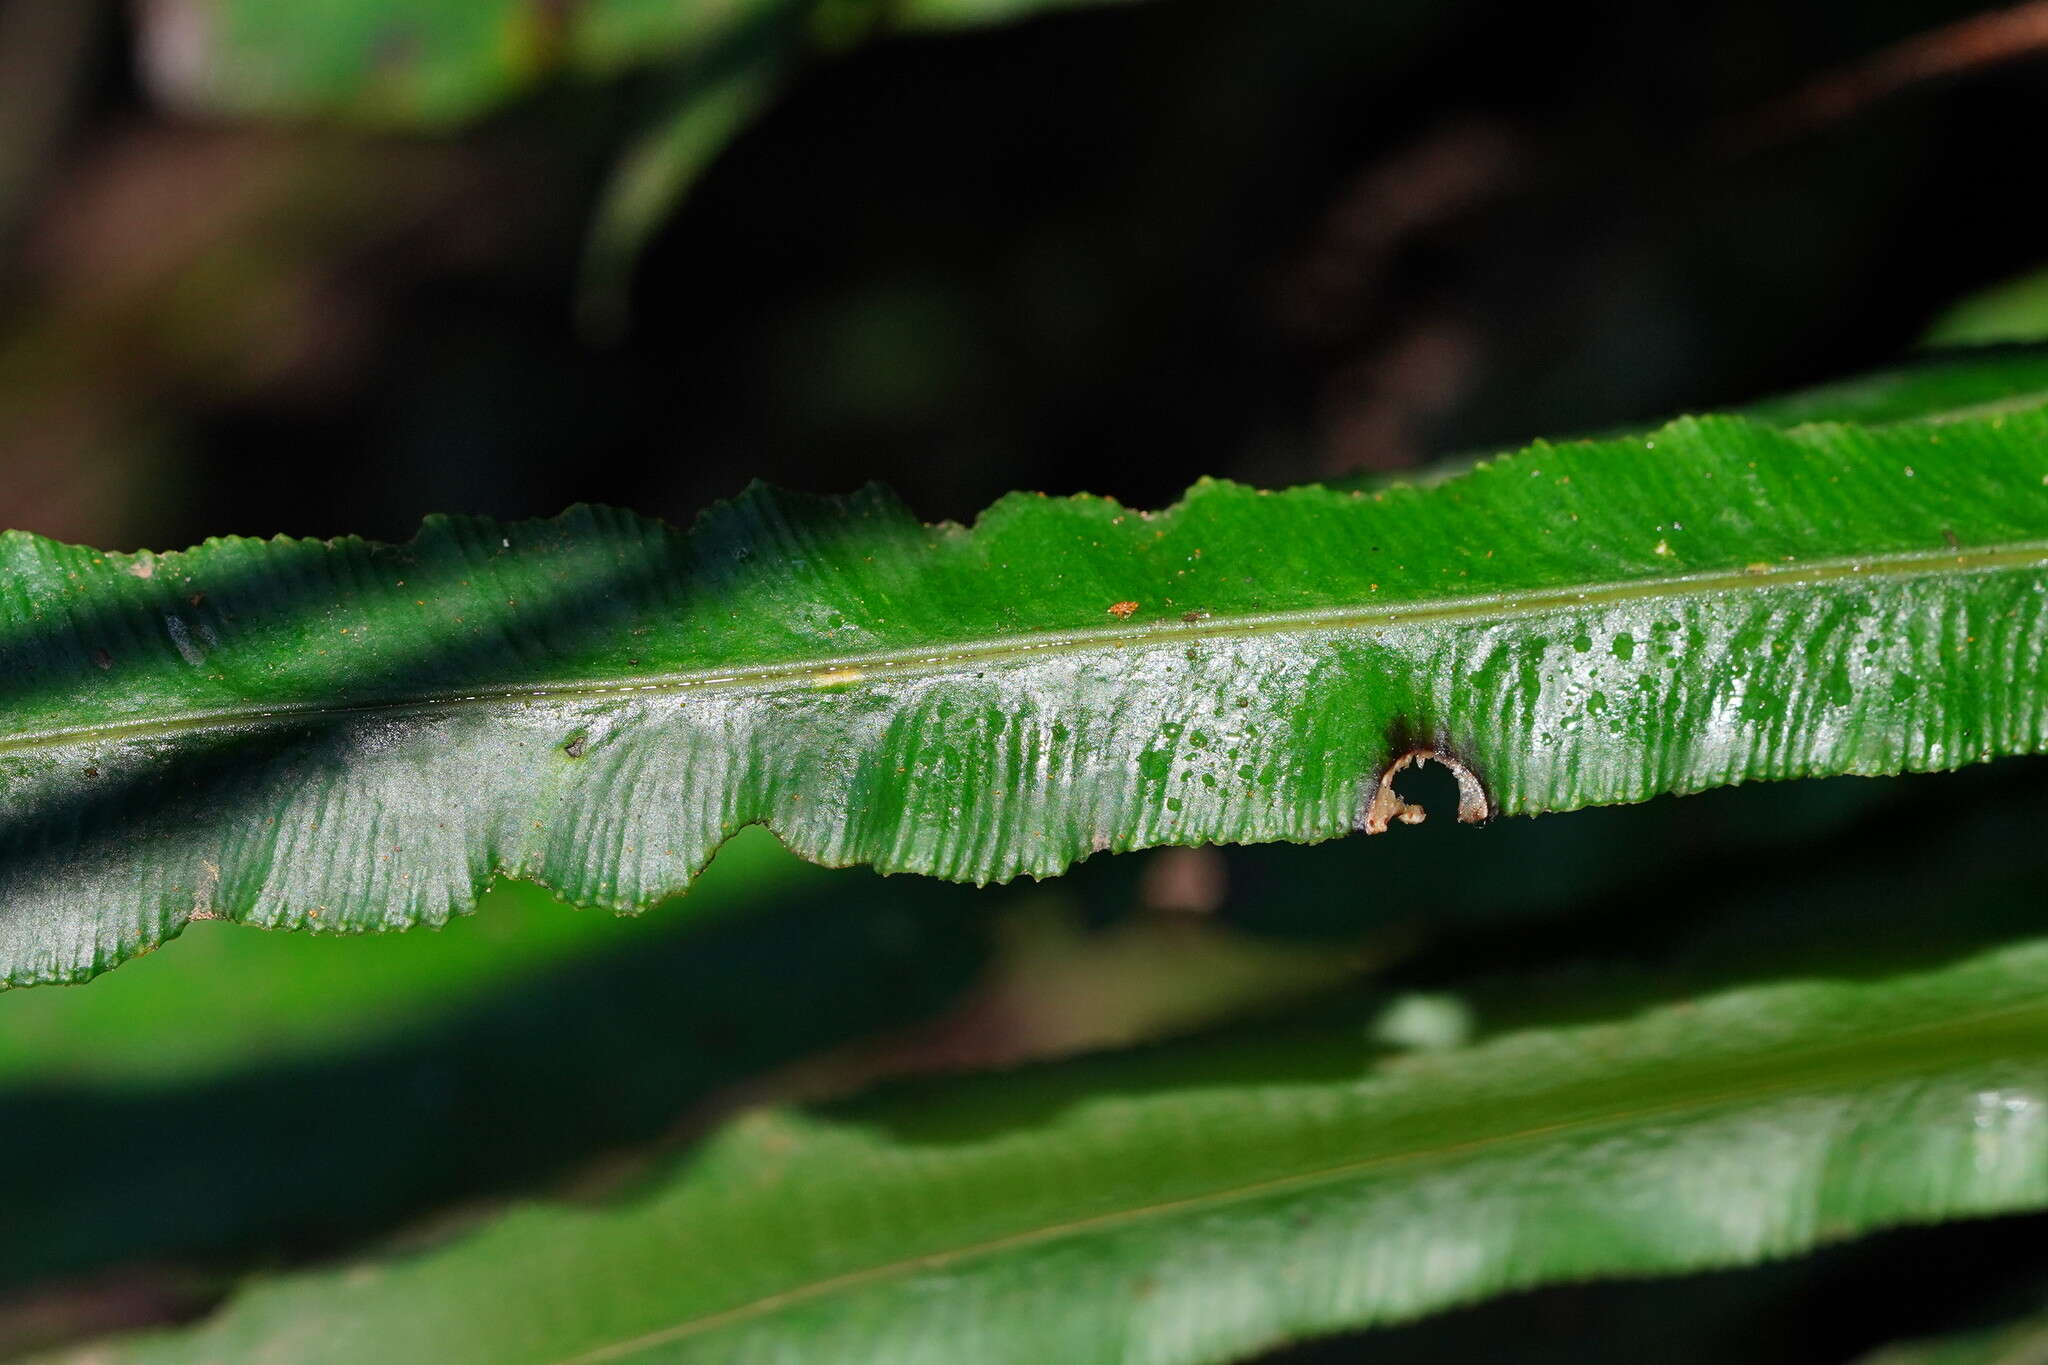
68 935 2048 1364
1857 1304 2048 1365
7 411 2048 984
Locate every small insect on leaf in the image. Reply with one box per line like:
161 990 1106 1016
1107 601 1141 619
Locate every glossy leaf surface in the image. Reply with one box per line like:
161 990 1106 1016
72 910 2048 1363
6 402 2048 984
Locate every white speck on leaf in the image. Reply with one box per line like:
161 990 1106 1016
165 616 204 666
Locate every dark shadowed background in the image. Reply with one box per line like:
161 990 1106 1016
10 0 2048 548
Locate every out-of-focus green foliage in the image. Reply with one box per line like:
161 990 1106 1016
578 48 788 336
1857 1304 2048 1365
70 770 2048 1365
0 754 1900 1314
1924 267 2048 349
1730 345 2048 427
136 0 1146 126
136 0 776 126
132 0 1157 397
0 829 808 1088
1338 345 2048 491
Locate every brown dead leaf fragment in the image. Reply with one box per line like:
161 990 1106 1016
1363 747 1492 834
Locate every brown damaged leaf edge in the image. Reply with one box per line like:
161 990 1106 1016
1362 745 1494 835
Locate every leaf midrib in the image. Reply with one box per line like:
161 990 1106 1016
6 539 2042 760
554 985 2048 1365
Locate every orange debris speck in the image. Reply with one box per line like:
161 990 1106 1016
1107 601 1141 619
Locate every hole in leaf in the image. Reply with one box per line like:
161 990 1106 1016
1363 748 1491 834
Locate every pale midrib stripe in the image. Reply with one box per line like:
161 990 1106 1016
3 540 2044 759
554 990 2048 1365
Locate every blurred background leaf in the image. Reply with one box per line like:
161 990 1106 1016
55 761 2048 1364
0 762 2009 1358
131 0 1158 331
1855 1304 2048 1365
131 0 1150 127
1924 265 2048 348
132 0 787 126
